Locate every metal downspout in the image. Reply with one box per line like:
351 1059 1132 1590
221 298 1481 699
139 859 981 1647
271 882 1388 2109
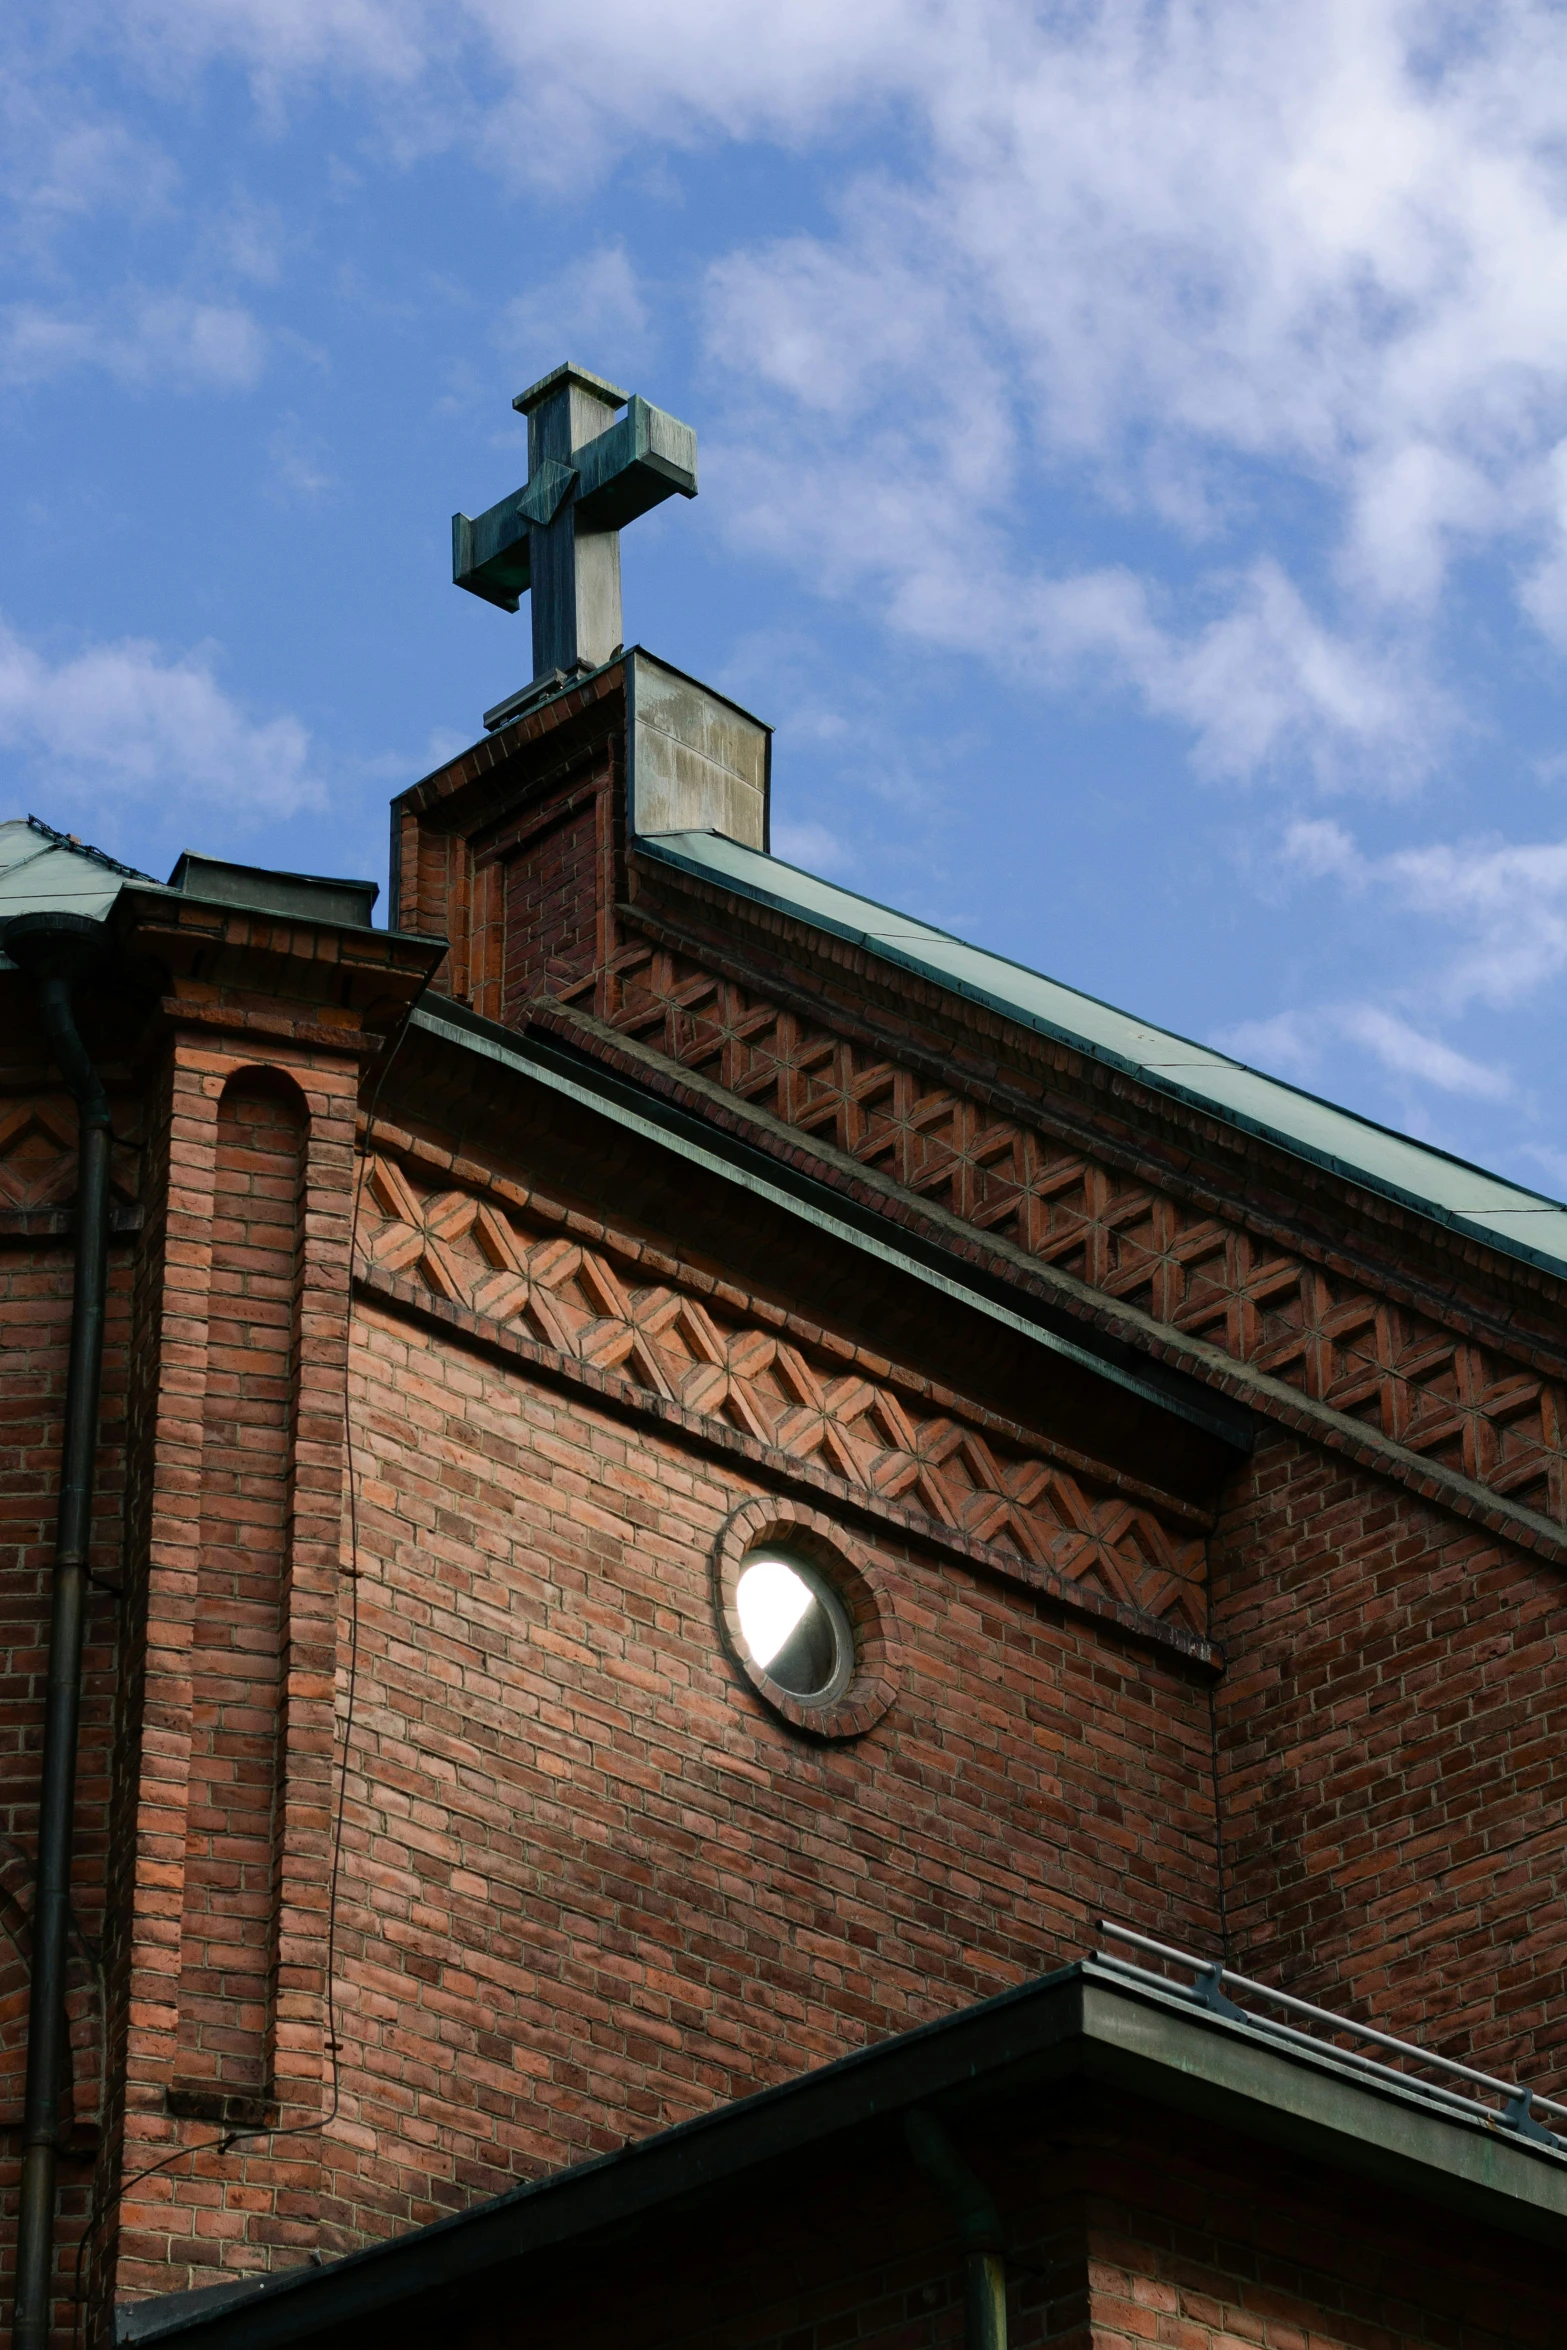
906 2109 1007 2350
5 912 112 2350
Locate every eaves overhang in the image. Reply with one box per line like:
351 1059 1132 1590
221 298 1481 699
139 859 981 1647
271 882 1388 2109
114 1957 1567 2350
406 995 1252 1461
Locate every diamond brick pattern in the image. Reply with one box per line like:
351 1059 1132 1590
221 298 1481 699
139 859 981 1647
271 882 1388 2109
0 1095 139 1211
599 941 1567 1527
357 1154 1207 1634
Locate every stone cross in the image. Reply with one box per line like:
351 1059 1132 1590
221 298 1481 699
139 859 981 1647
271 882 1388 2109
453 363 698 700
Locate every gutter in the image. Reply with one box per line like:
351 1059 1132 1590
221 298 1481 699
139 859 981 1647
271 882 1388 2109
2 911 114 2350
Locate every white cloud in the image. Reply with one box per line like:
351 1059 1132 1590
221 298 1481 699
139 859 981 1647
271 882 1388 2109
266 414 337 503
1079 561 1431 786
9 118 178 227
1381 833 1567 1008
0 64 180 232
112 0 929 159
1283 818 1365 883
34 1 1567 783
496 246 651 386
1216 1009 1322 1083
0 619 321 819
1334 1004 1509 1099
770 818 854 876
1220 1000 1509 1101
715 437 1433 779
1281 812 1567 1009
0 291 266 389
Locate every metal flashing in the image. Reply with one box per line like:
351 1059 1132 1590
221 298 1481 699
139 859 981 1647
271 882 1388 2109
626 649 771 850
167 855 379 929
0 816 165 958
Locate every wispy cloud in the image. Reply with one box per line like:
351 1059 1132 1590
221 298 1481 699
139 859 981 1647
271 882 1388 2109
25 3 1567 793
769 817 855 877
0 618 321 819
690 2 1567 778
496 245 652 390
1220 1001 1510 1102
0 291 266 389
265 413 337 503
1223 805 1567 1121
1282 816 1567 1010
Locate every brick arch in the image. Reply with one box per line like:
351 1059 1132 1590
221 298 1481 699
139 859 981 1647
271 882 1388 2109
173 1064 308 2116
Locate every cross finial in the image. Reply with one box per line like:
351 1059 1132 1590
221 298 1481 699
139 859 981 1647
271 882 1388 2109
453 363 698 708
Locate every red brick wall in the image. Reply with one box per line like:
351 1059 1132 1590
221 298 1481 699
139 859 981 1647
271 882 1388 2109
174 1075 306 2102
1073 2100 1565 2350
293 1295 1223 2256
499 793 607 1022
0 1167 134 2345
1213 1430 1567 2091
390 667 625 1018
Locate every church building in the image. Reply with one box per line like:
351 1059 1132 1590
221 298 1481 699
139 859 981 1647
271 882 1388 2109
2 364 1564 2350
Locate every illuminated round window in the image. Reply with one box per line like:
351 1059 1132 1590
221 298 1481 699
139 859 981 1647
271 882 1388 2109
734 1550 854 1705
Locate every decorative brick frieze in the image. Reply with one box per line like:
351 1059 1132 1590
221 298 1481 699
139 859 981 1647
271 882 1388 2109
0 1091 142 1213
582 936 1567 1554
353 1142 1211 1654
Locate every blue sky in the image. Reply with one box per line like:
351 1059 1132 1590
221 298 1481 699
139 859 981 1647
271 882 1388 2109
9 3 1567 1192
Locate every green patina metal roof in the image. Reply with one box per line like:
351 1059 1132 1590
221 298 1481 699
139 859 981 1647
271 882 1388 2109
10 808 1566 1282
0 817 380 959
638 828 1567 1283
0 816 157 946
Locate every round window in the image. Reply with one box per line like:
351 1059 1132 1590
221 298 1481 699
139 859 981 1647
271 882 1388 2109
734 1549 854 1705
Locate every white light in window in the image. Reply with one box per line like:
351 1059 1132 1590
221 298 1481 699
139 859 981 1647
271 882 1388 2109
736 1557 814 1669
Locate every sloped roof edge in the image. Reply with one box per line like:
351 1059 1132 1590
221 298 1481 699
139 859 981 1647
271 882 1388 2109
637 830 1567 1284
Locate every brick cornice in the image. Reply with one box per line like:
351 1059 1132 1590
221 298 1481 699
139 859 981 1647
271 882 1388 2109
354 1263 1220 1672
532 993 1567 1574
114 887 443 980
155 997 375 1055
396 664 625 832
622 861 1567 1338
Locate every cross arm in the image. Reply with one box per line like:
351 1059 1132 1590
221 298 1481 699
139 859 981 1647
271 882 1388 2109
572 396 698 530
452 388 697 618
452 490 533 613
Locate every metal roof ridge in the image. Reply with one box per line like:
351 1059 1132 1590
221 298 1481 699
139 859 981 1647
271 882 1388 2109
22 813 157 882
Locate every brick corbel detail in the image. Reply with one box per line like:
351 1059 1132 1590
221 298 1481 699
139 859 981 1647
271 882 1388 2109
110 1030 359 2296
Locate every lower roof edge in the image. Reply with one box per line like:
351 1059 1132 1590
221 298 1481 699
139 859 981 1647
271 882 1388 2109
115 1959 1567 2350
